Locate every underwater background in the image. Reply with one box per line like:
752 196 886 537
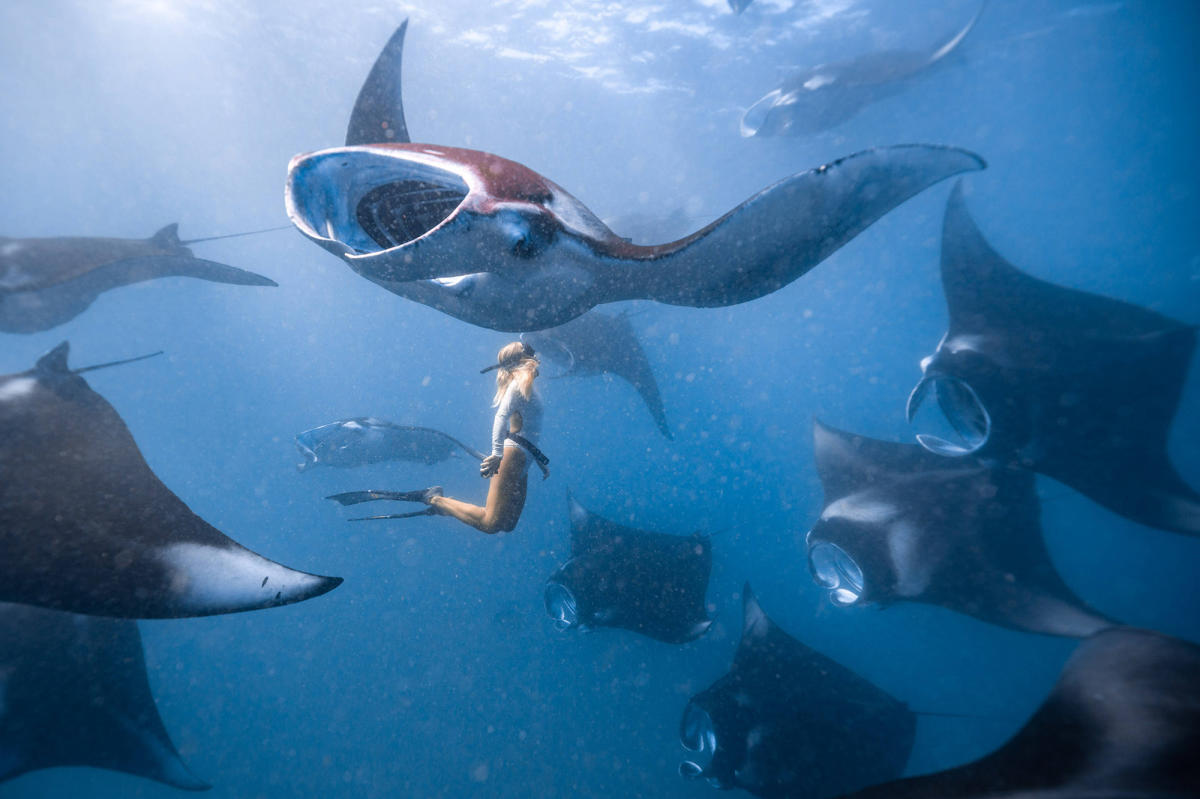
1 0 1198 796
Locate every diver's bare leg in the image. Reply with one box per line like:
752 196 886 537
430 448 527 534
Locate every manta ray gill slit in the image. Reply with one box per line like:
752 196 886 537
356 180 466 250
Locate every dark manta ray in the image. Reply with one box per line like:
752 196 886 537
907 184 1200 536
806 420 1112 638
0 602 208 791
295 417 485 471
544 495 712 644
521 310 673 438
0 342 342 618
284 21 985 332
838 627 1200 799
0 223 277 334
679 584 915 798
741 2 985 137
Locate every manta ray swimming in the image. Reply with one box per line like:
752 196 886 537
740 2 985 137
0 223 278 334
680 584 915 798
295 417 485 471
806 420 1113 638
907 183 1200 536
284 20 985 332
0 602 208 791
836 627 1200 799
521 310 673 439
544 495 712 644
0 342 342 618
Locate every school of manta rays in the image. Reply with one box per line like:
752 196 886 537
1 6 1198 797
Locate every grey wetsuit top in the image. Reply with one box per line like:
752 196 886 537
491 381 543 459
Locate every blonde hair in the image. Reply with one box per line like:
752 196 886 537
492 341 538 406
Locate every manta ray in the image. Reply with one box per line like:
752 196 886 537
0 343 342 618
295 417 484 471
544 494 712 644
680 584 915 798
907 183 1200 536
0 223 277 333
284 21 985 332
521 310 673 438
740 2 985 137
837 627 1200 799
807 420 1113 638
0 602 208 791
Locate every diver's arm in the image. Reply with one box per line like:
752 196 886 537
491 388 513 458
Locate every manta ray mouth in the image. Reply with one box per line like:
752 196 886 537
544 581 580 630
679 703 716 778
286 148 469 256
295 440 318 472
808 541 865 606
906 375 992 457
739 89 785 138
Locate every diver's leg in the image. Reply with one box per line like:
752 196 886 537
429 449 527 534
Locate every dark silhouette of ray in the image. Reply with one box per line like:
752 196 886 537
908 183 1200 536
838 627 1200 799
544 495 711 644
741 3 984 137
295 417 484 471
0 342 341 618
0 602 208 790
522 310 672 438
807 420 1113 637
680 584 915 798
0 224 276 333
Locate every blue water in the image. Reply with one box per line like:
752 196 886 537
1 0 1198 796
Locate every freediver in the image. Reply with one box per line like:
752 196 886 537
327 342 547 533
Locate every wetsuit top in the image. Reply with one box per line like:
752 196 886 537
491 381 543 458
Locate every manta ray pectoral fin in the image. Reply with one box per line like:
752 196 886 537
158 543 341 616
610 145 985 308
116 720 212 791
145 256 278 287
347 20 411 146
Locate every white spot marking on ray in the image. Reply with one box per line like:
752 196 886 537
803 73 835 90
821 496 897 524
888 520 932 597
1 242 22 256
159 543 325 613
0 378 37 403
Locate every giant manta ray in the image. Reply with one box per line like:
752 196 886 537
285 21 985 332
908 184 1200 536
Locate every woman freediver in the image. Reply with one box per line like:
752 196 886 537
327 342 547 534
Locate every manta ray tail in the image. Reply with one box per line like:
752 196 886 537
157 257 279 287
605 145 984 308
347 20 411 146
